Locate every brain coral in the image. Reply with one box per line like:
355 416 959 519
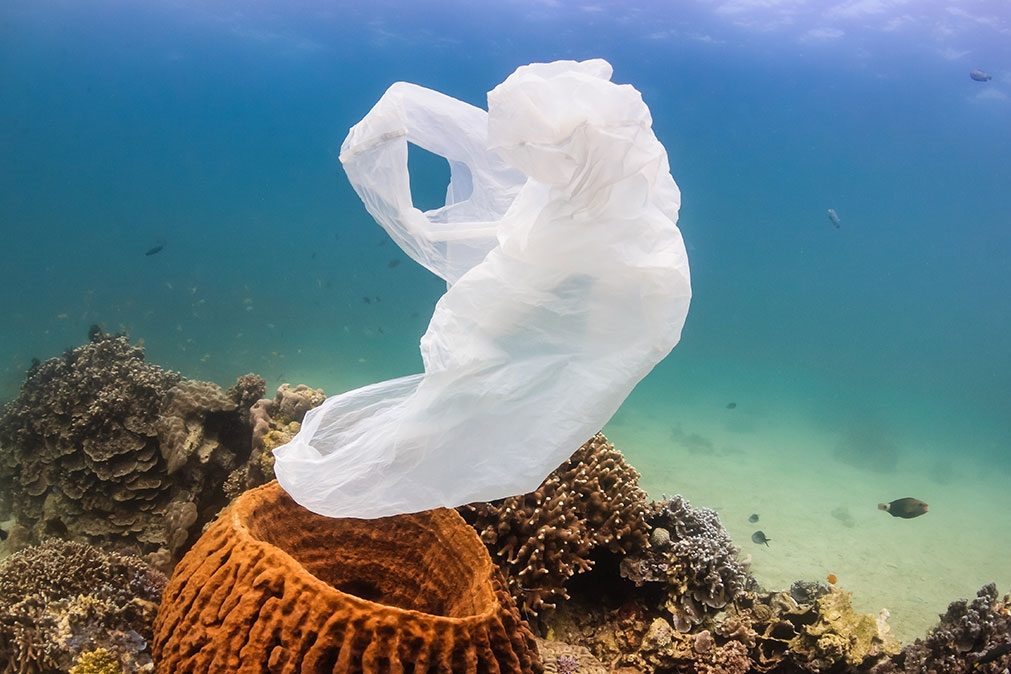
0 539 166 674
153 481 542 674
621 495 755 631
460 433 651 617
0 331 265 569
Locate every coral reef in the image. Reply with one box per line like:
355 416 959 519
535 638 609 674
0 539 165 674
0 331 265 569
621 494 755 631
223 383 325 498
875 583 1011 673
153 481 541 673
789 587 900 670
68 649 122 674
460 433 651 617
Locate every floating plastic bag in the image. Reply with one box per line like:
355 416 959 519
274 59 691 519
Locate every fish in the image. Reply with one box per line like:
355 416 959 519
826 573 837 585
751 530 771 546
145 244 164 256
362 297 372 304
969 68 993 82
827 208 841 229
726 402 737 409
0 527 7 541
388 259 401 268
748 513 759 523
878 497 928 519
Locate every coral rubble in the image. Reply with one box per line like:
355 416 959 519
0 539 165 674
460 433 651 617
0 332 265 569
154 481 541 673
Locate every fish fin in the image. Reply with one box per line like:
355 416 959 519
877 503 889 511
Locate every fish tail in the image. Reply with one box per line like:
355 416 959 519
877 503 889 511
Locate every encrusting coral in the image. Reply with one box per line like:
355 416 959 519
0 330 265 569
223 383 326 498
621 494 755 631
460 433 651 617
153 481 542 674
0 539 165 674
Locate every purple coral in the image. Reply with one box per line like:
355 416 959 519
878 583 1011 673
556 654 579 674
622 495 755 631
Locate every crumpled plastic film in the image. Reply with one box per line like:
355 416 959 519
273 59 691 519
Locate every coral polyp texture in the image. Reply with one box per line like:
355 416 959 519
0 331 265 569
0 539 166 674
460 433 651 617
153 481 542 674
621 495 755 631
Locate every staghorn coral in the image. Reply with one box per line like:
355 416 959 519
621 495 755 631
224 383 325 498
153 481 542 674
460 433 650 617
0 539 165 674
874 584 1011 674
0 331 264 569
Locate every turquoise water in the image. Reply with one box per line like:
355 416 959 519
2 0 1010 637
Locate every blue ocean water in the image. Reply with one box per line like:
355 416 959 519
2 0 1009 638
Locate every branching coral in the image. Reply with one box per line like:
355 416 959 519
0 539 165 674
621 495 755 631
0 331 264 569
875 584 1011 674
460 433 651 616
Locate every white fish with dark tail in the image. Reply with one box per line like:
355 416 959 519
827 208 841 228
969 69 992 82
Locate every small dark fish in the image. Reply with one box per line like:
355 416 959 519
827 208 841 229
748 513 759 523
144 244 164 256
969 68 992 82
726 402 737 409
388 259 401 268
878 497 928 519
751 530 771 546
362 297 372 304
0 527 7 541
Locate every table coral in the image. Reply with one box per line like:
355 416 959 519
0 539 165 673
0 331 265 569
460 433 650 617
153 481 541 674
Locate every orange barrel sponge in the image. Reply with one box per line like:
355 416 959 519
152 481 541 674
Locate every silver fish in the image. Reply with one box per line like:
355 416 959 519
970 69 992 82
827 208 841 228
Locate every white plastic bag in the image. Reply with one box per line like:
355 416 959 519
273 59 691 519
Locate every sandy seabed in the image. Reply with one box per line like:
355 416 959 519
605 400 1011 645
